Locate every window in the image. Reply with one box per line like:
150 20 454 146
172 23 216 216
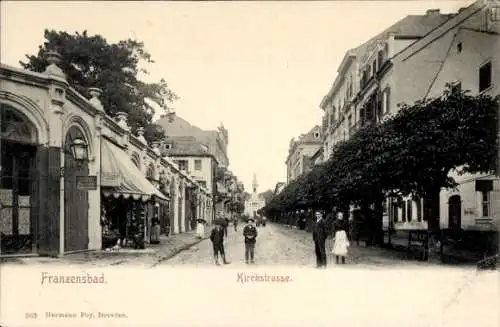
164 144 172 150
407 200 413 222
347 115 353 135
175 160 188 171
194 159 202 171
482 191 490 217
457 42 462 53
491 7 500 21
314 132 320 138
378 50 384 68
416 198 422 222
401 201 407 222
479 61 492 92
383 87 391 114
393 202 399 222
372 60 377 74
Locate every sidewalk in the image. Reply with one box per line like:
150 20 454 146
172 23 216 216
0 229 210 267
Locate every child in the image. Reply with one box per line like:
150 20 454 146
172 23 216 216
210 223 229 265
243 218 258 264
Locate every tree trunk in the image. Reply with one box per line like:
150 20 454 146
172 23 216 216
373 193 385 246
360 201 372 245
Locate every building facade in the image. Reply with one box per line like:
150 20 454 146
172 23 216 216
319 9 455 160
385 0 500 232
0 55 212 257
285 125 322 182
161 136 217 224
155 116 229 168
244 174 266 218
319 0 499 233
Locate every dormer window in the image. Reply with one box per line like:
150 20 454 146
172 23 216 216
314 132 320 138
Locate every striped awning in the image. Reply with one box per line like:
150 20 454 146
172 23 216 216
100 138 169 202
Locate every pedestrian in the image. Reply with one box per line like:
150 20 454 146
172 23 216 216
234 217 238 232
150 213 161 244
210 222 229 265
224 217 229 237
196 219 205 239
331 212 350 264
312 210 328 268
243 218 258 264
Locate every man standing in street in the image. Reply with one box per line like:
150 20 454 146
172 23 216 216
312 210 328 268
210 222 229 265
243 218 258 264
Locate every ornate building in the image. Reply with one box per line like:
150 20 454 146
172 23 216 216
244 174 266 218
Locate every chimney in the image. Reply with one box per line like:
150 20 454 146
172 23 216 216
458 7 466 14
426 9 441 16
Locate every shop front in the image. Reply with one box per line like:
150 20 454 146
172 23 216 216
100 137 168 249
1 58 103 257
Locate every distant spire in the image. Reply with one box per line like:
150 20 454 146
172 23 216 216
252 173 258 193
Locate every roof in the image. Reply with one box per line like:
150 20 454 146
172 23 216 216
156 115 228 165
321 10 456 106
162 135 212 157
297 125 322 143
156 115 210 140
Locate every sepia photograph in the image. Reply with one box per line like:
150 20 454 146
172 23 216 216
0 0 499 326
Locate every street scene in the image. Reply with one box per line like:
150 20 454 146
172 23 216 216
0 0 498 268
0 1 499 324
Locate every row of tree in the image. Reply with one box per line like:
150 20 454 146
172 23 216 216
262 86 498 243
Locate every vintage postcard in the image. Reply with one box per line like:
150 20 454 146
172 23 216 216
0 0 499 326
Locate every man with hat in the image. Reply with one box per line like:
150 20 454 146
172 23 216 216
243 217 258 264
210 220 229 265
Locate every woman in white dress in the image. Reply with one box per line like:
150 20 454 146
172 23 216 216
196 219 205 238
331 212 350 264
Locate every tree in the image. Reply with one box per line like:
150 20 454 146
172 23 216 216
20 29 178 143
262 86 498 238
259 189 274 204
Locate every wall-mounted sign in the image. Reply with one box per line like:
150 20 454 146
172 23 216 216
77 176 98 190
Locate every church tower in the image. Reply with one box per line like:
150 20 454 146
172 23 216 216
252 173 258 194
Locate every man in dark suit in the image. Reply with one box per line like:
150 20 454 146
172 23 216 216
243 218 258 264
312 210 328 268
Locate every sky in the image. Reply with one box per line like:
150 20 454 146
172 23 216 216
1 0 474 192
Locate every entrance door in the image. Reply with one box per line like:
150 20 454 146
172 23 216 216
64 127 89 252
448 195 462 232
0 140 37 254
1 105 39 255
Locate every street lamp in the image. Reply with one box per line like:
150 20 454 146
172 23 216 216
69 137 89 161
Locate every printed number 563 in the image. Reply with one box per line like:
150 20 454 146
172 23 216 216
25 313 37 319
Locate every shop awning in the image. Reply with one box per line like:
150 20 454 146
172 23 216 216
100 138 169 202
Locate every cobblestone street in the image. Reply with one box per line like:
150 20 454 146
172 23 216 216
1 223 480 269
160 223 448 269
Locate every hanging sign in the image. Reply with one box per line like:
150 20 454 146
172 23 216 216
77 176 98 190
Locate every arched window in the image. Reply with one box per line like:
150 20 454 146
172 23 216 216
146 163 155 182
131 152 141 169
0 104 37 144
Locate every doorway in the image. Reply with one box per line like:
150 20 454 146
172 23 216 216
1 105 39 255
0 140 37 254
64 126 89 252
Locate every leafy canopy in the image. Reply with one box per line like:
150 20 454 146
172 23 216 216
262 86 499 216
20 29 178 143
